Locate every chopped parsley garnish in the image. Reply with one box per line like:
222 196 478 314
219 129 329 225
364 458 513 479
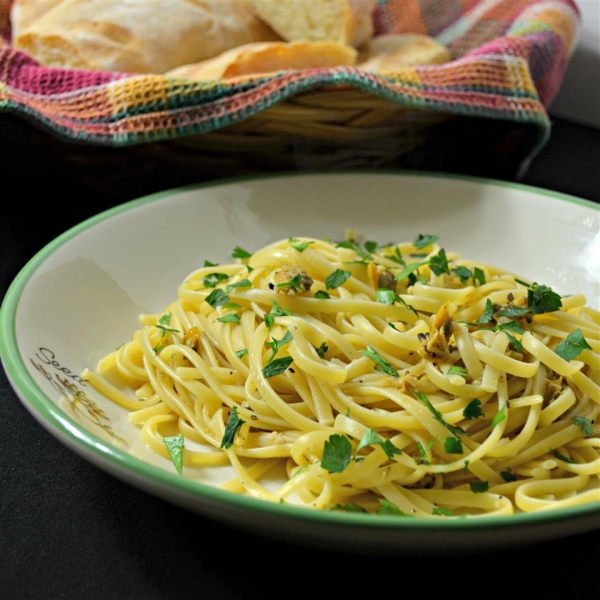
163 434 185 475
555 329 592 361
429 248 450 276
321 434 352 473
262 356 294 378
572 416 594 437
231 246 252 259
463 399 484 420
469 481 489 494
444 436 463 454
264 300 295 329
448 365 468 378
276 274 303 291
477 299 495 324
412 389 467 438
359 344 399 377
550 448 577 464
452 266 473 284
315 342 328 358
265 330 293 363
217 313 240 324
355 428 402 460
225 279 251 292
235 348 248 358
377 499 409 516
432 507 454 517
490 405 507 428
413 234 439 250
288 238 314 252
526 283 562 314
500 470 517 482
205 288 229 308
395 248 449 281
220 406 246 449
326 268 351 289
332 502 367 513
315 290 331 299
376 288 395 305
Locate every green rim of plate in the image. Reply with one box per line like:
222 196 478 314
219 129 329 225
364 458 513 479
1 169 599 531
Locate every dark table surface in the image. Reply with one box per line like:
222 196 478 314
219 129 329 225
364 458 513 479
1 115 599 599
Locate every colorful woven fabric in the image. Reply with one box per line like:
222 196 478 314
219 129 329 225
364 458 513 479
0 0 579 157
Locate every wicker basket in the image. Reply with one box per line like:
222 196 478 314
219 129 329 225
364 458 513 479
1 0 573 203
1 85 539 208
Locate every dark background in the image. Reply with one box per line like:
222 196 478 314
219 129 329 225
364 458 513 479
1 114 599 599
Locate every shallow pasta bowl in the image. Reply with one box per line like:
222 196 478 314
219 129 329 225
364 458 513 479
1 171 599 555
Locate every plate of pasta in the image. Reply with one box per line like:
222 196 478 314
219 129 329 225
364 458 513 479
1 171 599 555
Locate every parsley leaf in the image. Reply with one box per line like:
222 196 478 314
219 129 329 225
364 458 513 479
264 300 295 329
377 499 410 516
315 342 328 358
429 248 450 276
550 448 577 464
413 389 467 438
220 406 246 449
555 329 592 361
265 330 293 363
500 470 517 482
225 279 251 292
205 288 229 308
231 246 252 259
163 434 184 475
355 428 402 460
432 507 454 517
359 344 399 377
235 348 248 358
463 399 484 420
321 434 352 473
413 234 439 250
572 416 594 437
315 290 330 299
452 266 473 284
288 238 314 252
326 268 351 289
376 288 396 305
448 365 468 378
217 313 240 324
477 299 495 324
262 356 294 378
490 405 507 428
469 481 489 494
527 283 562 314
444 436 463 454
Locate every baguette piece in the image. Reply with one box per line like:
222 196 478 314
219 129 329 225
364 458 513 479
165 40 358 81
10 0 64 38
356 34 452 71
13 0 281 74
248 0 376 48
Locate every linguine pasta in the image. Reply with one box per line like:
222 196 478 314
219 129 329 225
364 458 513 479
83 235 600 517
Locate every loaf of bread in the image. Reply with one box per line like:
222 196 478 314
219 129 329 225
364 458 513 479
356 34 452 71
248 0 376 48
10 0 63 37
12 0 281 74
165 40 358 81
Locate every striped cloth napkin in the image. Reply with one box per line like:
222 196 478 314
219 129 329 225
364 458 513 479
0 0 579 160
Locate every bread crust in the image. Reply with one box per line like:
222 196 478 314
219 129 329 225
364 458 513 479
13 0 281 73
165 40 358 81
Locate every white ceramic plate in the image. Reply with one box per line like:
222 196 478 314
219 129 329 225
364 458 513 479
2 171 599 555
